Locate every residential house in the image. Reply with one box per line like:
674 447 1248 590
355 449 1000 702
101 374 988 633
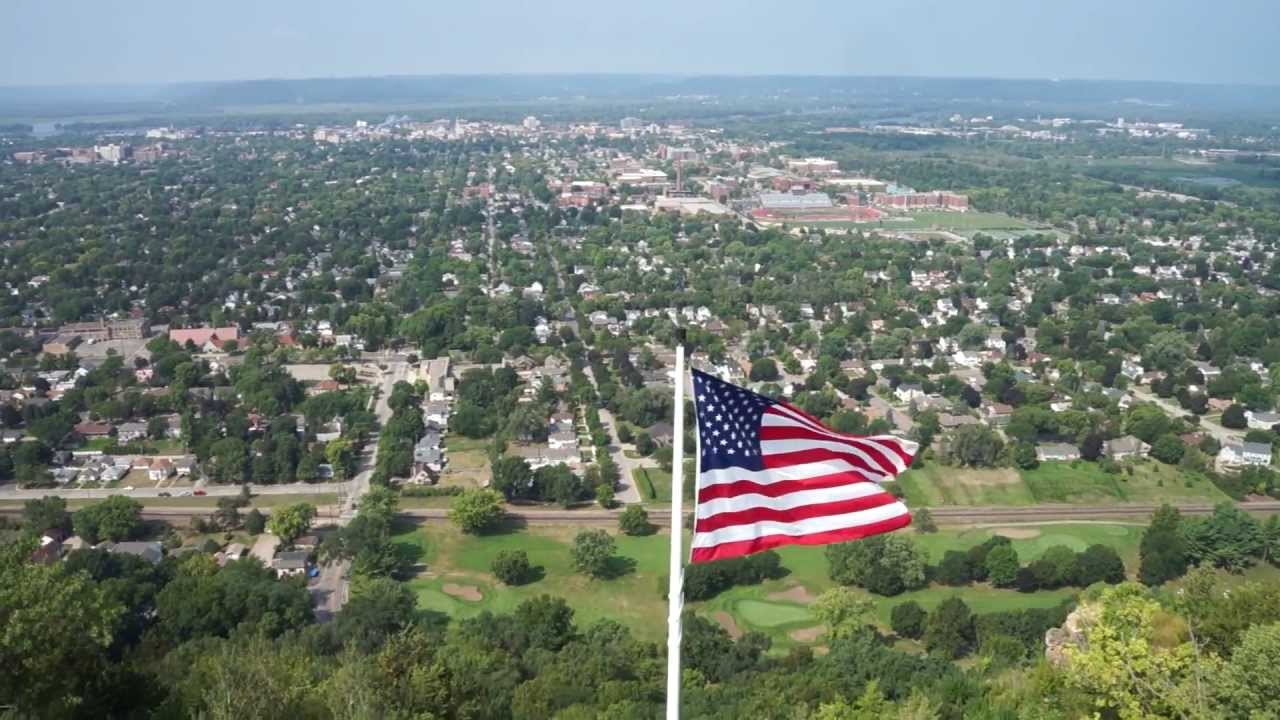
1104 435 1150 460
1036 443 1081 462
117 422 148 443
272 550 310 578
1246 410 1280 431
106 541 164 565
147 458 174 482
1219 441 1273 468
984 403 1013 426
894 384 925 404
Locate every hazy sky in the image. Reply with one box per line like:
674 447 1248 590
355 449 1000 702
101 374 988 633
5 0 1277 87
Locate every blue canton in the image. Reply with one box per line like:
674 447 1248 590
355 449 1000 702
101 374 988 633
692 369 770 472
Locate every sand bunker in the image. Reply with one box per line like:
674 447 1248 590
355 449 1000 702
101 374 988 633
442 583 483 602
714 611 743 639
991 527 1041 539
767 585 818 605
789 626 826 643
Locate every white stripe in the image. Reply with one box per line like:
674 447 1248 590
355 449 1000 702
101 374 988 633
762 409 914 473
696 481 886 519
691 501 910 548
698 459 885 488
760 438 901 476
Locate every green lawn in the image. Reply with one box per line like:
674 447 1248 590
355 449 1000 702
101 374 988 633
633 467 672 502
392 519 1146 651
898 459 1227 507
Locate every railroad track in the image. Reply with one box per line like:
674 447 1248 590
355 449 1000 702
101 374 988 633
3 501 1278 526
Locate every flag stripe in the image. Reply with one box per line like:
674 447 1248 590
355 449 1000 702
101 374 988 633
698 459 884 491
762 407 914 472
696 480 888 519
695 491 902 533
697 471 882 503
689 513 913 563
759 423 903 476
691 501 911 548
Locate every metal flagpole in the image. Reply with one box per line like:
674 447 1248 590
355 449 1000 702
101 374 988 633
665 333 687 720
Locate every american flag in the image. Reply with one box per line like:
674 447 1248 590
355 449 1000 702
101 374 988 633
690 369 917 563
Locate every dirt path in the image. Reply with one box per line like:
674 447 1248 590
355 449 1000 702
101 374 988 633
990 527 1041 539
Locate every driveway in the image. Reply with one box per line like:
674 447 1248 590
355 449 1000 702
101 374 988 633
308 558 350 623
598 408 652 504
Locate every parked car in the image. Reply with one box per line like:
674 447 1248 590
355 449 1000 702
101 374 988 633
193 489 207 496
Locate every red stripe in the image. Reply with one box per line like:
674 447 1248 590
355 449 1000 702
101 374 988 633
694 492 901 533
689 513 912 563
759 424 901 475
697 471 878 503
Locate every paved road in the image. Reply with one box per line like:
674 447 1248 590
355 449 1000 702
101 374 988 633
1130 387 1242 446
597 408 646 504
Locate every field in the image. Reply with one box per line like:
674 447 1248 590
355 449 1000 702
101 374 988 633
898 459 1227 507
394 519 1144 651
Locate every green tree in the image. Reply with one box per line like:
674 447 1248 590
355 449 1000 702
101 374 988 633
324 438 357 480
1213 622 1280 719
943 424 1004 467
891 600 927 639
448 488 505 534
244 508 266 535
1075 544 1126 586
491 549 534 585
267 502 316 545
749 358 779 382
1140 504 1189 585
1182 502 1263 571
570 529 616 578
812 587 874 641
0 540 124 716
73 496 144 544
1221 403 1248 430
912 508 937 533
924 596 975 658
985 544 1020 588
491 455 533 500
827 534 927 596
23 495 71 534
1149 434 1185 465
595 482 615 509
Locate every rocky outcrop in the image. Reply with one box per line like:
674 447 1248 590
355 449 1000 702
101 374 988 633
1045 603 1100 667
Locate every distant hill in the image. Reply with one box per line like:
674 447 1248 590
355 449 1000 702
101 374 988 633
3 73 1280 120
